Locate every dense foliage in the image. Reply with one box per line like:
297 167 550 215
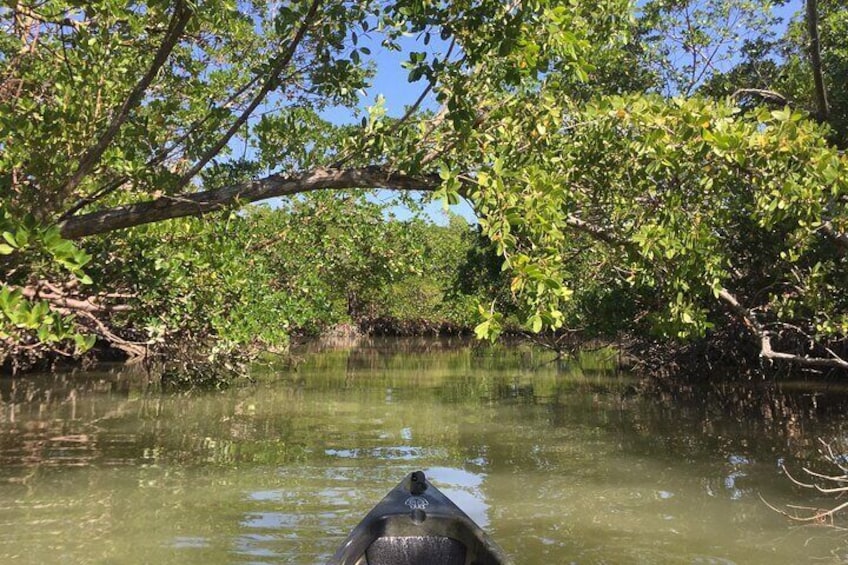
1 0 846 375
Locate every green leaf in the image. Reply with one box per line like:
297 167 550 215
74 334 97 352
474 319 491 340
529 313 543 333
492 158 504 176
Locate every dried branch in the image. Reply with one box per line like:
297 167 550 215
759 493 848 526
717 288 848 370
782 464 848 494
767 439 848 526
801 467 848 486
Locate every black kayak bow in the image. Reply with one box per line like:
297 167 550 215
328 470 511 565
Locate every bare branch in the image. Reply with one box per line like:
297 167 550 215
759 493 848 526
15 285 133 314
732 88 789 106
781 464 818 490
801 467 848 487
76 311 147 359
717 288 848 371
820 438 848 474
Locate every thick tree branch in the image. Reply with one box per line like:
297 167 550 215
76 310 147 359
62 2 192 196
58 167 441 239
564 215 627 247
16 285 133 314
806 0 829 121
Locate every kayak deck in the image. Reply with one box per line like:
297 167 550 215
328 471 511 565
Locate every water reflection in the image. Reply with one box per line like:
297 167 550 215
1 341 848 563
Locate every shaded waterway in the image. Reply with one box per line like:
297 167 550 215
2 338 848 563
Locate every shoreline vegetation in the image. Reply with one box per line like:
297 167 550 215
2 1 847 381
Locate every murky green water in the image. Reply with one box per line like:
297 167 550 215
2 338 848 564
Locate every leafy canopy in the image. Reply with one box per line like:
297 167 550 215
1 0 847 372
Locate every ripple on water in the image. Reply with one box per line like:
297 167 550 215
168 537 210 549
241 511 300 530
323 445 447 460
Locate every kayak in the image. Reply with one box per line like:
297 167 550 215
328 470 511 565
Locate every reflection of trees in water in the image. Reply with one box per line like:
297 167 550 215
6 348 848 477
625 379 848 462
0 345 547 478
445 368 848 520
4 343 848 562
4 345 848 520
0 370 142 480
0 368 300 473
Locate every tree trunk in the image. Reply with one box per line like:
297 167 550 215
806 0 830 121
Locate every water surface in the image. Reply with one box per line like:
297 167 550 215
2 338 848 563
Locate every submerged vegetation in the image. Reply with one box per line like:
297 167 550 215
1 0 847 378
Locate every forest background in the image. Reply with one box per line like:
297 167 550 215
1 0 846 380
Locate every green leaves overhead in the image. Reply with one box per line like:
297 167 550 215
416 81 847 342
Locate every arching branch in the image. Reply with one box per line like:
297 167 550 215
58 167 441 239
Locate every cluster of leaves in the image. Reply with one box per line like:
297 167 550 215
493 96 846 342
368 212 520 332
81 194 505 354
0 207 95 362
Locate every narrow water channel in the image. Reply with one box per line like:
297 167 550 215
2 338 848 563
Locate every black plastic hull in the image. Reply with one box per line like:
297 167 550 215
328 471 511 565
